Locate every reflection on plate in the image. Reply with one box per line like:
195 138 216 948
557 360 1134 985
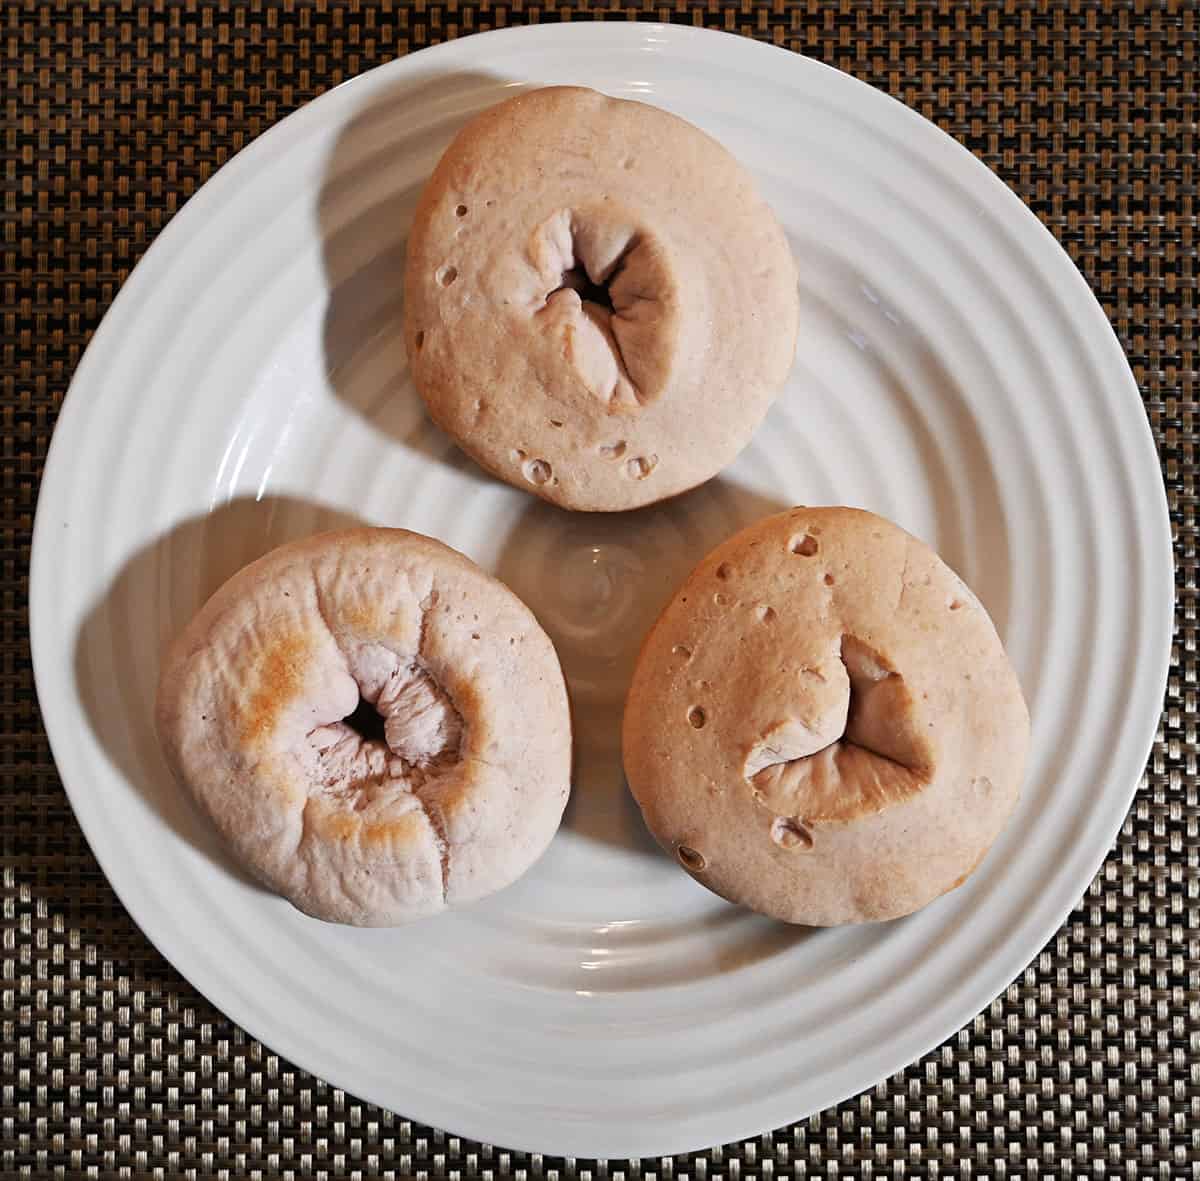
30 23 1171 1159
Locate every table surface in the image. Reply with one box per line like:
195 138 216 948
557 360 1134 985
4 1 1196 1178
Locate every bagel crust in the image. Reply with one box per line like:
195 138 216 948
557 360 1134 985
404 86 799 511
156 528 571 926
621 508 1030 925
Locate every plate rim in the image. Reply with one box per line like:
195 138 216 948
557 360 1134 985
30 21 1175 1158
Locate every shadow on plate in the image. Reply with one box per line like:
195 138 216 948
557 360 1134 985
74 495 365 891
316 68 516 483
314 70 807 864
497 476 790 856
795 252 1013 644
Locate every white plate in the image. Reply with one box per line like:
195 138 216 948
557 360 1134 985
31 24 1172 1159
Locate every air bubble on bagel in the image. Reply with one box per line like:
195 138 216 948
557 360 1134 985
522 457 553 485
625 455 657 480
770 816 813 850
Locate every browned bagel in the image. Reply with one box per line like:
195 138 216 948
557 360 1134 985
157 528 571 925
404 86 799 511
622 508 1029 925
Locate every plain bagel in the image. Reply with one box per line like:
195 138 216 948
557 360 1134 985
622 507 1029 925
156 528 572 926
404 86 800 511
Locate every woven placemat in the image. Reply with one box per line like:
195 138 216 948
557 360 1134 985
4 1 1196 1177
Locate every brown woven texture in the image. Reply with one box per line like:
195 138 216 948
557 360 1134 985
3 0 1196 1177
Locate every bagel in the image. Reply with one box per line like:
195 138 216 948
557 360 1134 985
621 508 1029 925
156 528 571 925
403 85 799 512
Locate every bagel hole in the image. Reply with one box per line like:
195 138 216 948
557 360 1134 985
598 440 627 459
438 265 458 287
672 644 692 660
343 697 388 746
309 657 466 792
677 845 706 872
757 605 777 624
552 263 614 312
790 534 819 556
949 598 964 611
455 203 468 217
716 562 733 580
744 637 933 813
687 706 706 729
824 573 835 587
414 330 425 351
